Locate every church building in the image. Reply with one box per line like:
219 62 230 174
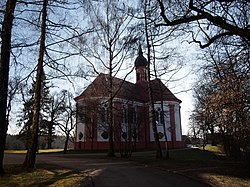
74 46 184 150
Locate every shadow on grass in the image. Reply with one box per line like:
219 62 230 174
128 148 250 187
1 164 87 187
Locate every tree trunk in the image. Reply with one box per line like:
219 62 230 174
24 0 48 168
47 121 53 149
161 102 169 159
150 20 169 159
0 0 17 175
144 0 162 158
107 64 115 157
63 132 69 154
148 81 162 158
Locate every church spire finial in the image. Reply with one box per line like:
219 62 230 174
138 44 143 56
135 44 148 83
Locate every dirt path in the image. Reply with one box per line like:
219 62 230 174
4 154 211 187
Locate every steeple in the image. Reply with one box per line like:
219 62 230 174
134 45 148 84
135 44 148 68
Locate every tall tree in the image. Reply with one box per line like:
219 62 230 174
126 0 186 158
41 90 66 149
78 0 138 157
143 0 163 158
0 0 17 175
24 0 48 168
17 84 35 149
17 78 51 149
192 43 250 160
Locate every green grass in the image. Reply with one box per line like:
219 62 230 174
0 164 88 187
4 150 27 154
198 145 224 154
128 146 250 187
5 149 64 154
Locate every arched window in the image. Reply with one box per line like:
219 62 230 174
122 106 128 124
129 107 137 124
155 108 165 126
100 107 106 123
155 110 159 124
160 111 164 124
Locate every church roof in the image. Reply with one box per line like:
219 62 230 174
150 78 181 102
75 73 181 103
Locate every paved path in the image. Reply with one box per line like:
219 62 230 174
4 154 211 187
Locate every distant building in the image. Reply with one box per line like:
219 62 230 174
74 46 184 150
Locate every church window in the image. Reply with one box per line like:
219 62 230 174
160 111 165 124
155 108 165 125
129 107 137 124
155 110 159 124
165 111 170 126
132 107 137 124
101 131 108 139
122 106 128 124
78 132 83 141
100 107 106 123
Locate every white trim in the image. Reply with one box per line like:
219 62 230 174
153 101 180 105
76 123 85 142
175 105 182 141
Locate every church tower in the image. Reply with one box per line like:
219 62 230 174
135 45 148 84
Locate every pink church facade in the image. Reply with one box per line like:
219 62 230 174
74 47 184 150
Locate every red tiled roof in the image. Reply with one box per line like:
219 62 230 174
75 73 181 103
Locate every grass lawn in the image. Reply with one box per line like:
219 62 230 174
0 164 88 187
128 147 250 187
4 149 64 154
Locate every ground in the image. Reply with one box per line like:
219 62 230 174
4 153 210 187
3 148 250 187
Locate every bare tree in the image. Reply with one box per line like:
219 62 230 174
0 0 17 175
6 77 22 132
192 43 250 160
143 0 163 158
156 0 250 48
24 0 48 168
41 91 67 149
57 90 76 154
126 0 187 158
77 0 138 157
